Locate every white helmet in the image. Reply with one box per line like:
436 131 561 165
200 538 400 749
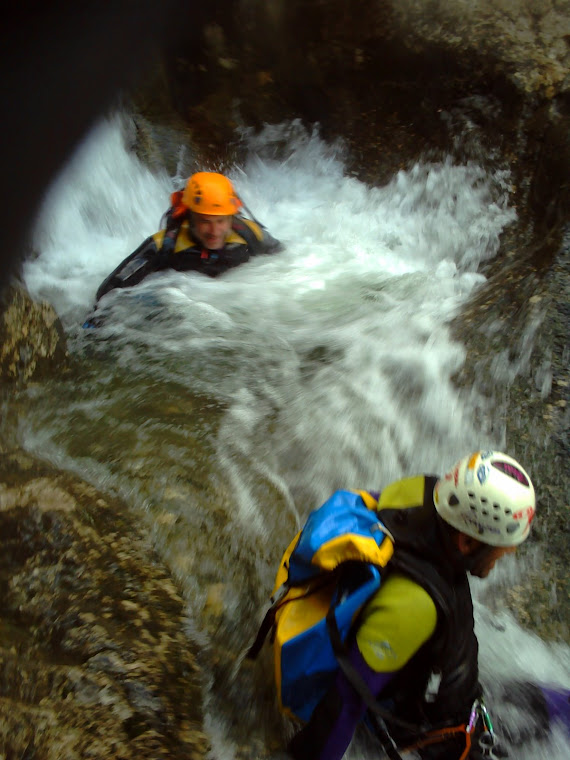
434 451 535 547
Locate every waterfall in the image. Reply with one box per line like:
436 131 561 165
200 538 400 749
17 113 569 759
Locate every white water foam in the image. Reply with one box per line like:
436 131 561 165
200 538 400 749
21 115 568 759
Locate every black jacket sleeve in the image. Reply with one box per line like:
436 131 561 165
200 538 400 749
95 236 164 302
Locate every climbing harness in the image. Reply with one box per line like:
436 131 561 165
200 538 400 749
396 698 502 760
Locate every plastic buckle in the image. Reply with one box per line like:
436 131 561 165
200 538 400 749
270 583 289 605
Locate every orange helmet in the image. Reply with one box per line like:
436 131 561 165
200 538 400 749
182 172 242 215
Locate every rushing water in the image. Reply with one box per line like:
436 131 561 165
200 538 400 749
16 115 569 759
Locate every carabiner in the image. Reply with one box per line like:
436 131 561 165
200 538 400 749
479 699 495 735
466 699 480 734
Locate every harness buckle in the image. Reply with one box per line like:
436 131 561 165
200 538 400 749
270 583 289 606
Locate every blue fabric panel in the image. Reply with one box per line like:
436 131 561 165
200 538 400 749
281 565 382 722
288 490 385 585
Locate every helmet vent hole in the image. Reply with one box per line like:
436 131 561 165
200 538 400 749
481 497 488 504
493 503 501 510
505 508 512 515
493 516 500 521
481 510 489 516
468 491 476 499
448 494 460 507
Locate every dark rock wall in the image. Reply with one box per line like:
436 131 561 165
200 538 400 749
136 1 569 271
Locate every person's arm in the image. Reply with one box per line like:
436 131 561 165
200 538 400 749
288 574 438 760
95 234 162 302
287 643 394 760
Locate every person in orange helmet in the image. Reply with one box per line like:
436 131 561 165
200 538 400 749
90 171 282 309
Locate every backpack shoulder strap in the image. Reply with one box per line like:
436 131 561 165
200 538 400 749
326 602 408 760
246 604 279 660
246 572 336 660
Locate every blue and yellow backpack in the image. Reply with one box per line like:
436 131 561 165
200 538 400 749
247 489 394 723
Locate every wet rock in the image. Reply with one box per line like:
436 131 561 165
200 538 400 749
451 226 570 641
128 0 570 171
204 582 228 619
0 450 209 760
121 109 203 180
0 284 68 385
392 0 570 97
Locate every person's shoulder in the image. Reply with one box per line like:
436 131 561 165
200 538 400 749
231 217 264 242
369 572 437 617
232 216 283 252
173 220 199 252
361 573 438 648
357 573 437 670
377 475 432 509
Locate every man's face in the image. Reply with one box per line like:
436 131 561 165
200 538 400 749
192 213 232 250
469 545 517 579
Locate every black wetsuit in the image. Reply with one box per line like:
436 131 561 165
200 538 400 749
95 215 282 303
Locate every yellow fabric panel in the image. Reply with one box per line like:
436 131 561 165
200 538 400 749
355 490 379 509
356 572 437 672
152 229 166 246
241 218 264 241
313 533 393 571
151 219 255 252
275 579 336 645
273 532 301 594
377 475 427 510
151 224 198 252
273 578 336 713
224 228 249 245
174 221 197 251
